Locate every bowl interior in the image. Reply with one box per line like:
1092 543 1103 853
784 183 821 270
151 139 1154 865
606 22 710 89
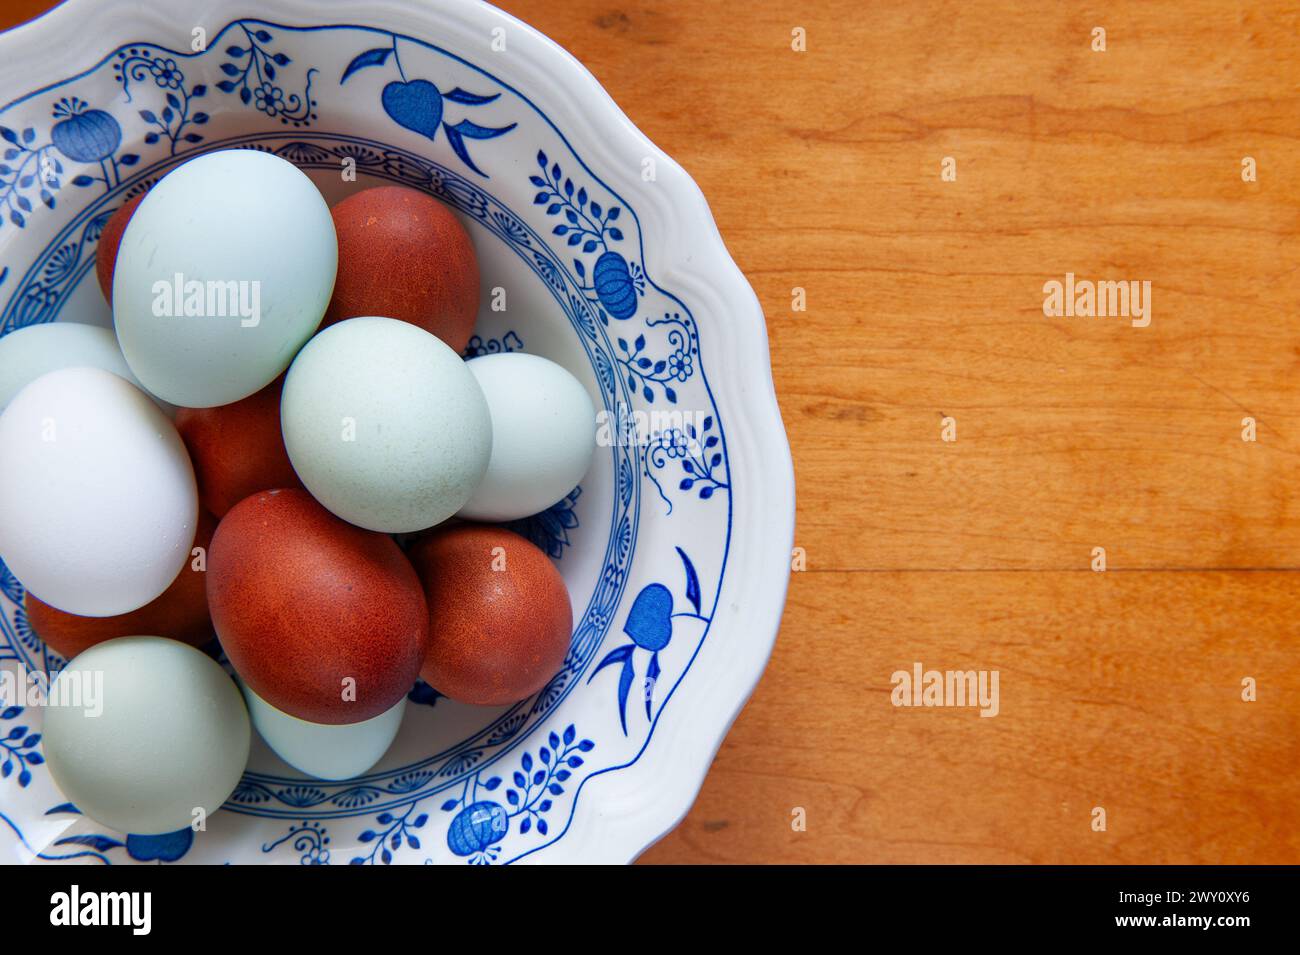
0 15 731 865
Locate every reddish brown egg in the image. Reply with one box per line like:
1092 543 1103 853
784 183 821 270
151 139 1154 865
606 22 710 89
408 524 572 706
174 376 303 518
95 192 145 303
25 510 216 659
324 185 479 352
207 488 428 724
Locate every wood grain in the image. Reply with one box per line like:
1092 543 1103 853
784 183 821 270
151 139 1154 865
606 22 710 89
3 0 1297 864
482 0 1299 864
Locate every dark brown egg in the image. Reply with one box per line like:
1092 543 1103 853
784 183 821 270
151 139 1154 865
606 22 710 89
207 488 428 724
25 510 216 659
95 192 145 303
324 185 479 352
174 375 302 518
408 524 572 706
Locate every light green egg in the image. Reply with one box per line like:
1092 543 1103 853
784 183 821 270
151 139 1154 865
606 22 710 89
0 321 172 415
281 316 492 533
113 149 337 408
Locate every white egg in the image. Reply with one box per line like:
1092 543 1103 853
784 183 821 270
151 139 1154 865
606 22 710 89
0 321 172 415
42 637 250 835
281 316 491 532
458 353 596 522
242 683 405 781
113 149 337 407
0 366 197 616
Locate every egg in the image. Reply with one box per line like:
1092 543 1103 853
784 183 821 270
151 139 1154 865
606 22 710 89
0 366 197 616
24 510 215 659
41 636 250 835
175 376 303 517
113 149 337 407
207 488 428 724
409 525 572 706
324 185 479 352
0 321 167 414
459 353 597 521
95 192 145 302
242 682 405 780
280 316 491 533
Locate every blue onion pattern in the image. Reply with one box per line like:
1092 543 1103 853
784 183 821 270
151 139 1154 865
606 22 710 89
446 802 508 859
532 150 645 322
49 98 120 163
438 726 594 864
593 250 637 319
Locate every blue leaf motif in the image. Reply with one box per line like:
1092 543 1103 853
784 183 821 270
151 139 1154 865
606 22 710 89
588 644 637 733
645 652 662 720
445 88 500 105
676 547 702 615
55 834 124 852
615 655 635 734
624 583 673 652
588 643 633 680
340 46 393 84
442 119 516 178
381 79 443 140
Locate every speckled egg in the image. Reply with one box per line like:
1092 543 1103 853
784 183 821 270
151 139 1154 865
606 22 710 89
408 524 572 706
324 186 479 352
175 375 302 518
280 316 491 533
25 509 215 659
207 488 428 724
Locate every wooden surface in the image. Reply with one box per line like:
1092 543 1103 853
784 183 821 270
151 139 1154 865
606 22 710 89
4 0 1298 864
489 0 1300 864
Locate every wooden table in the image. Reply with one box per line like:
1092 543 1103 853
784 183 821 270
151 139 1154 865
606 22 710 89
4 0 1297 864
494 0 1300 865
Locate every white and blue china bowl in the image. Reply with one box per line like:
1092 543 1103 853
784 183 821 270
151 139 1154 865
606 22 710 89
0 0 793 864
